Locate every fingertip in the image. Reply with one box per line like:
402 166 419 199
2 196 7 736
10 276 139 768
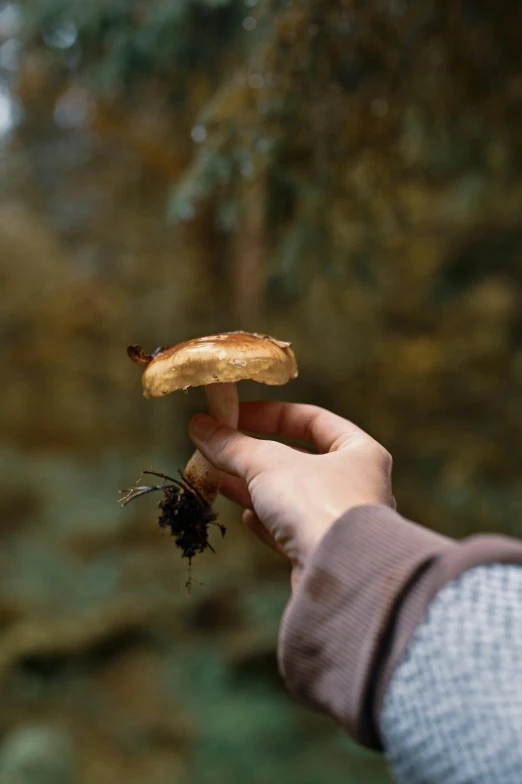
189 416 246 476
189 413 217 440
242 508 257 528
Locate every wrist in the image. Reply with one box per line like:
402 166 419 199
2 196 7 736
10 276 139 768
278 505 454 747
301 499 393 562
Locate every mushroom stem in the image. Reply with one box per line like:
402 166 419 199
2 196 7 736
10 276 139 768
183 382 239 505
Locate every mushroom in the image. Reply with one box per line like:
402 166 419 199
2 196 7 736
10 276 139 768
123 333 298 567
128 332 297 505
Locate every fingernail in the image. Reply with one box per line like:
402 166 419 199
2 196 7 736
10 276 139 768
189 414 216 439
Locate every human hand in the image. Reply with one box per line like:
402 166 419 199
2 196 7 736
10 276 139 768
189 402 395 588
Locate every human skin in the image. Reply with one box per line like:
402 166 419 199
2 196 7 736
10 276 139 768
189 401 395 589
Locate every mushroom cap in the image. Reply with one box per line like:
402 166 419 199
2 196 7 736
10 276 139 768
128 331 298 398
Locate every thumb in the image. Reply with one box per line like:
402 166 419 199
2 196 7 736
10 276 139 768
189 414 279 481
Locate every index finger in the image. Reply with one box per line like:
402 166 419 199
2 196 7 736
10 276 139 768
237 401 367 453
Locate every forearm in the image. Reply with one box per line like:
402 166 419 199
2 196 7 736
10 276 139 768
278 506 522 765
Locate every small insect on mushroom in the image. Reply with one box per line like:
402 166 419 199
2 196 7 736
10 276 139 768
121 331 298 587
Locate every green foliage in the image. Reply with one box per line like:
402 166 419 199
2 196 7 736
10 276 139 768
20 0 243 92
168 147 234 223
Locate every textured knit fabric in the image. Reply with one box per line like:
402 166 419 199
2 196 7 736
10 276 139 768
278 504 522 749
278 505 456 747
380 563 522 784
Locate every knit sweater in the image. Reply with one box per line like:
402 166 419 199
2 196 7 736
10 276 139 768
278 505 522 782
381 563 522 783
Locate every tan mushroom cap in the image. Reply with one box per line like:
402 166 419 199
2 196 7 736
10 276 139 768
128 331 298 398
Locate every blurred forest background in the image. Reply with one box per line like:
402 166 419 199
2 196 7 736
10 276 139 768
1 0 522 781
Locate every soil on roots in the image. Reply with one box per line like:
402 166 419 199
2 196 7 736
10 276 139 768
120 471 226 588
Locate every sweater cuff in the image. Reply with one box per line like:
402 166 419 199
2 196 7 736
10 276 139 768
277 505 522 750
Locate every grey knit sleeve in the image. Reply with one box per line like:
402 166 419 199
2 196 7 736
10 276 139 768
279 506 522 749
380 563 522 784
